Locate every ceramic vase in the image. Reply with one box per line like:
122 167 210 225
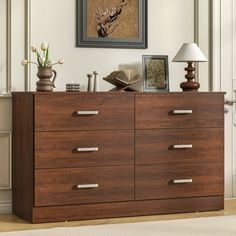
36 66 57 92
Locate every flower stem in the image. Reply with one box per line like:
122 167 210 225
28 61 39 66
51 62 59 66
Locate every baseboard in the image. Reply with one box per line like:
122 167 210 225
0 201 12 214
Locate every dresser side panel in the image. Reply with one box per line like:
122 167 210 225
12 94 34 221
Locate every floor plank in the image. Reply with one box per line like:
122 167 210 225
0 200 235 232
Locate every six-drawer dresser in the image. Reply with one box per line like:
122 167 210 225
12 92 225 223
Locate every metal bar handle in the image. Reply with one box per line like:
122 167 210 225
171 110 193 114
76 111 99 115
173 179 193 184
173 144 193 149
225 99 236 106
77 147 99 152
77 184 99 189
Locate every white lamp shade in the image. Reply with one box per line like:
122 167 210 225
172 43 207 62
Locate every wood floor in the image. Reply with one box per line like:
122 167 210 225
0 199 236 233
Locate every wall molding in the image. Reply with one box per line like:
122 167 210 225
211 0 221 91
0 200 12 214
194 0 200 82
6 0 11 94
0 131 12 190
194 0 199 44
25 0 31 91
194 0 211 86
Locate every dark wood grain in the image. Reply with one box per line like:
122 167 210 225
35 93 134 131
12 94 34 221
136 128 224 164
35 130 134 169
135 162 224 200
35 166 134 206
32 196 224 223
135 93 225 129
11 92 225 223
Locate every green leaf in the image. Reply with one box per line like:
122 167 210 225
44 45 49 67
36 51 41 66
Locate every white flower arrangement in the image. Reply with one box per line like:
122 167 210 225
21 43 64 67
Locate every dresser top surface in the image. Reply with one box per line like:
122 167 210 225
11 91 226 95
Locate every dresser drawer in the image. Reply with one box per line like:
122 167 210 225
135 93 224 129
136 128 224 165
135 163 224 200
35 93 134 131
35 130 134 169
35 166 134 206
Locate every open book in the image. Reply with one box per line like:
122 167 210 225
103 70 142 91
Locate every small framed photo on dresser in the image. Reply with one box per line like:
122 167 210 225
142 55 169 91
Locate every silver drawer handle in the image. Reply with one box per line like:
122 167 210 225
173 144 193 149
171 110 193 114
77 184 99 189
77 147 98 152
76 111 99 115
173 179 193 184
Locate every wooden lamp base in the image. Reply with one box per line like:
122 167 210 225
180 61 200 92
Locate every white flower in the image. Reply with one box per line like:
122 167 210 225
20 43 64 68
21 59 28 66
31 46 37 53
39 57 45 65
58 59 64 64
41 42 48 51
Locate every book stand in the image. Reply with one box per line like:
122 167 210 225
103 77 142 92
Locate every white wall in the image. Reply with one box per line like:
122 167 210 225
0 0 210 213
16 0 210 92
0 0 7 93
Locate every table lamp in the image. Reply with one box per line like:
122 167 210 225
172 43 207 92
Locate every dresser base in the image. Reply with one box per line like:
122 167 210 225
29 196 224 223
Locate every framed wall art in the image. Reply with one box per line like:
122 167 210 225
76 0 147 49
142 55 169 91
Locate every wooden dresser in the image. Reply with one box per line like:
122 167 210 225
12 92 225 223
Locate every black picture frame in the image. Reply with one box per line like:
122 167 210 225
142 55 169 92
76 0 147 49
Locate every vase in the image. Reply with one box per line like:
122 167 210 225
36 66 57 92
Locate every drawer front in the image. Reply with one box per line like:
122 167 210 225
135 93 224 129
35 93 134 131
35 130 134 169
136 128 224 164
135 162 224 200
35 166 134 206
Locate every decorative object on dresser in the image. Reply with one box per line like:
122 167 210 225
103 70 142 91
21 43 64 92
93 71 100 92
87 74 93 92
65 82 80 92
172 43 207 92
76 0 147 49
142 55 169 92
12 92 225 223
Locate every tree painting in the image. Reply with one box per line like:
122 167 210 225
87 0 139 39
95 0 128 37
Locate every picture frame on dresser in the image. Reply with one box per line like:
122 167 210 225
76 0 148 49
142 55 169 92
